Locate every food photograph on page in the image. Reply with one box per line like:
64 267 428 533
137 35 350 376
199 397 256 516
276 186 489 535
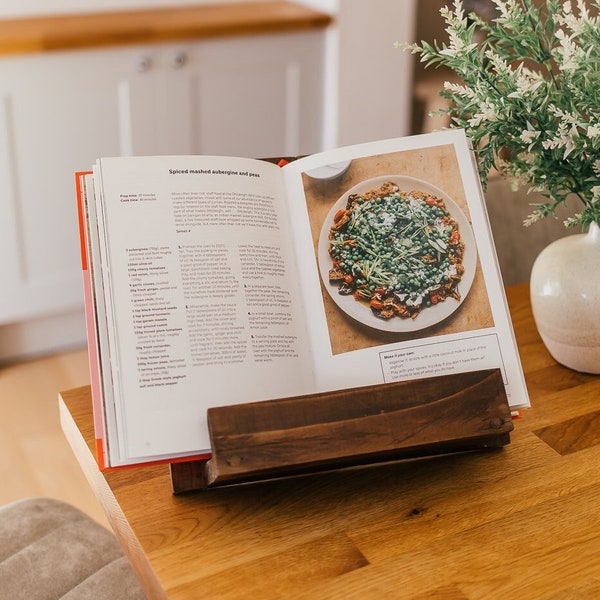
319 175 476 332
302 144 494 355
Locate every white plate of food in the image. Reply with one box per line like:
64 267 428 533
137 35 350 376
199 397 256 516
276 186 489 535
318 175 477 332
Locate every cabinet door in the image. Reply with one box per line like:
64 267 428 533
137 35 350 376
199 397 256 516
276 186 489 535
185 30 326 158
0 49 126 323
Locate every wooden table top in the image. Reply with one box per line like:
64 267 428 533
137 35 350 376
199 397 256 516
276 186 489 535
0 2 331 57
59 282 600 600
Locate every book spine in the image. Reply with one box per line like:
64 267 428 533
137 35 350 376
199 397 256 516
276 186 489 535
75 171 108 470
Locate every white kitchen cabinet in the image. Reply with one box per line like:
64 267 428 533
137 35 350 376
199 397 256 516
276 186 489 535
121 32 326 158
0 28 326 359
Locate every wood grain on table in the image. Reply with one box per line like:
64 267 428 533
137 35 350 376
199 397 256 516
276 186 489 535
59 283 600 600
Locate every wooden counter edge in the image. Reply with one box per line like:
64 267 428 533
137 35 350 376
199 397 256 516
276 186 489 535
58 389 168 600
0 1 333 56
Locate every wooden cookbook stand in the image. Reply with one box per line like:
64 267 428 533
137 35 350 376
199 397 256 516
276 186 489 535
170 368 513 493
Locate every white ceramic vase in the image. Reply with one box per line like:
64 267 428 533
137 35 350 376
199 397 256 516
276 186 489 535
530 221 600 374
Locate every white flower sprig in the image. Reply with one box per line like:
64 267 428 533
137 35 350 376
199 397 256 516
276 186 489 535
403 0 600 229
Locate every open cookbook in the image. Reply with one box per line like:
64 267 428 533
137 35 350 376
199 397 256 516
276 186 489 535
76 129 529 469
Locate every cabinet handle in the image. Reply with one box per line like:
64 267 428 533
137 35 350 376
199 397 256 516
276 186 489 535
171 51 187 69
135 56 152 73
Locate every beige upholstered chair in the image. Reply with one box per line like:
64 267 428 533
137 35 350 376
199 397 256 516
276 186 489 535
0 497 146 600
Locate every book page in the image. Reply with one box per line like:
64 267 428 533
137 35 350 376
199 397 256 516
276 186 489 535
282 131 529 409
93 156 314 463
